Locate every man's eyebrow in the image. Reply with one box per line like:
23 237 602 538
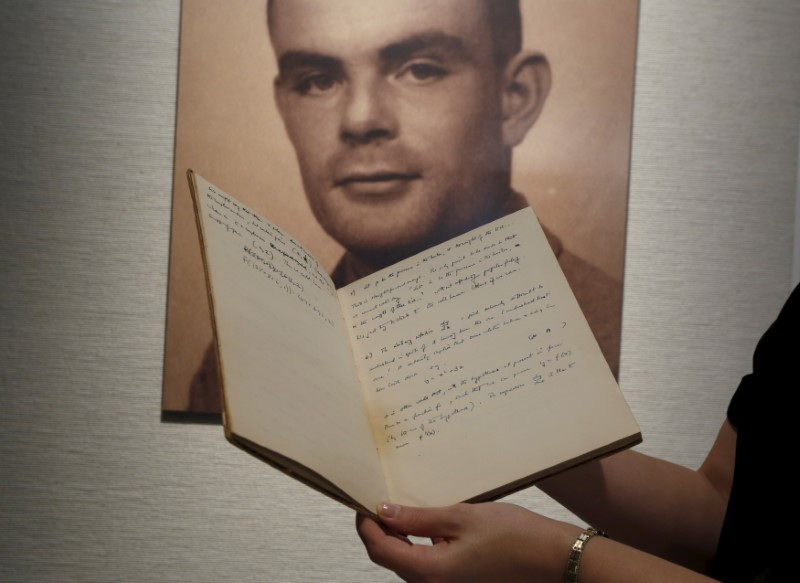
276 51 342 76
276 32 470 80
379 31 470 64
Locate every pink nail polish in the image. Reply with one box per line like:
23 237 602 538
379 502 399 518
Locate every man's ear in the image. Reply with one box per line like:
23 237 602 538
501 51 551 148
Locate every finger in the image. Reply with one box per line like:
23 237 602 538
357 514 441 579
356 514 411 545
377 502 465 539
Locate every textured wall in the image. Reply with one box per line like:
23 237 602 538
1 1 798 581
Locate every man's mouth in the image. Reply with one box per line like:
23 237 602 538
333 171 421 198
334 171 421 187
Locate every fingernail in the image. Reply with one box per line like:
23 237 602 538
378 502 400 518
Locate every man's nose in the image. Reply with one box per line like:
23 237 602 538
339 76 397 145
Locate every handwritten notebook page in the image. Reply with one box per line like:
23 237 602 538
340 208 639 506
192 173 387 509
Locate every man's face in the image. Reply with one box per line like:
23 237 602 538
270 0 512 265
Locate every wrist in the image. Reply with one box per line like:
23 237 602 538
565 527 608 583
521 515 583 582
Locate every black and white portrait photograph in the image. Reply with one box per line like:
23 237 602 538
163 0 640 413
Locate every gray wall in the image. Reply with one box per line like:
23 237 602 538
1 1 798 581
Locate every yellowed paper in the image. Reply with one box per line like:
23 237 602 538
339 209 639 505
192 173 387 509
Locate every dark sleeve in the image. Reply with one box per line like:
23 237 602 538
713 283 798 581
726 283 799 430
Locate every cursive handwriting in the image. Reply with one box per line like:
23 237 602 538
342 213 583 452
204 187 336 327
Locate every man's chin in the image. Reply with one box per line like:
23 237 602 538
344 232 445 268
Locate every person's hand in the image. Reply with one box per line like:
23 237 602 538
356 502 580 583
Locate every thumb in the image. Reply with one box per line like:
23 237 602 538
377 502 465 539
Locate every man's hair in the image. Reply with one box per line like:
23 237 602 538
267 0 522 66
487 0 522 65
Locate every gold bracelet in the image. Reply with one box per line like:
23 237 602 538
565 527 607 583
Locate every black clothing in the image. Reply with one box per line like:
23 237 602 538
712 284 799 582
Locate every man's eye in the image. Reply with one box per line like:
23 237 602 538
294 73 338 95
401 62 448 83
